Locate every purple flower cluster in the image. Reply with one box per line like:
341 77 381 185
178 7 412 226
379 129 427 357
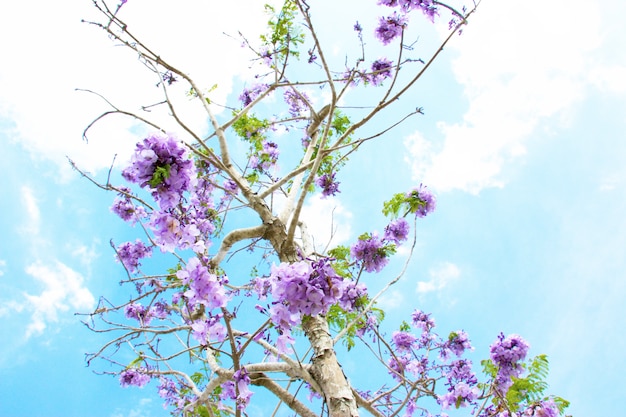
255 258 366 353
490 333 530 393
392 331 417 351
351 218 411 273
122 134 195 211
315 172 341 198
239 83 268 107
119 367 150 388
284 89 311 116
190 315 226 345
445 359 477 387
438 381 479 409
441 330 473 359
379 0 439 23
375 12 407 45
250 140 279 171
116 240 152 273
384 218 410 244
408 184 436 217
351 233 389 273
522 399 560 417
220 367 254 410
124 300 169 326
370 58 394 85
177 257 228 312
149 212 203 253
411 309 436 332
110 188 147 223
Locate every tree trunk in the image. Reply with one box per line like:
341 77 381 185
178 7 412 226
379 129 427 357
262 212 359 417
302 315 359 417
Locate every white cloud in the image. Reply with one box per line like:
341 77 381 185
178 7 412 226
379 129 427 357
406 0 618 194
0 0 283 179
416 262 460 294
300 194 353 253
23 261 95 339
377 289 406 311
0 259 6 276
20 186 41 235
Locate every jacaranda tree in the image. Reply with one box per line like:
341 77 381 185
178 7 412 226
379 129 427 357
78 1 571 416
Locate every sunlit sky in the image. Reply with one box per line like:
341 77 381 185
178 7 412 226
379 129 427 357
1 0 625 416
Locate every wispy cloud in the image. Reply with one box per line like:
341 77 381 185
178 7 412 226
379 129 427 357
0 0 284 179
0 259 6 276
416 262 460 294
23 261 95 339
20 186 41 235
405 0 616 194
300 194 353 253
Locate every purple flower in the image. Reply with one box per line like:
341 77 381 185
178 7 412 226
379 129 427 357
191 317 226 345
523 399 559 417
378 0 399 6
384 218 410 244
124 302 153 325
122 134 195 211
250 141 280 171
284 89 311 116
119 368 150 388
392 331 417 351
490 333 530 393
233 368 254 409
370 58 394 86
375 12 407 45
239 83 268 106
411 309 435 332
177 257 227 311
158 377 179 408
407 184 436 217
439 382 479 409
315 172 341 197
351 234 389 273
442 330 473 358
116 240 152 273
110 189 147 223
446 359 477 387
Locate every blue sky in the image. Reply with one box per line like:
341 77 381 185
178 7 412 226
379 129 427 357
1 0 625 416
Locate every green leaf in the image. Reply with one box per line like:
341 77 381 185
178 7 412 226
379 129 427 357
148 164 171 187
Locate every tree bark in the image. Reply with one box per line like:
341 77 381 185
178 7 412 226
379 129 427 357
302 315 359 417
260 213 359 417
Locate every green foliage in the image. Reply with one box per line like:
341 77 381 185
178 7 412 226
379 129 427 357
327 298 384 351
261 0 305 63
506 354 550 409
398 320 411 332
245 170 260 185
330 110 351 137
328 245 351 277
232 112 269 144
382 192 408 219
148 164 171 187
481 355 570 416
383 189 432 218
127 353 145 368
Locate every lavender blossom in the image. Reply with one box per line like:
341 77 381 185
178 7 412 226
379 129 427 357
384 218 410 244
375 12 407 45
315 172 341 197
351 234 389 273
370 58 394 85
119 368 150 388
490 333 530 393
239 83 268 106
116 240 151 273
